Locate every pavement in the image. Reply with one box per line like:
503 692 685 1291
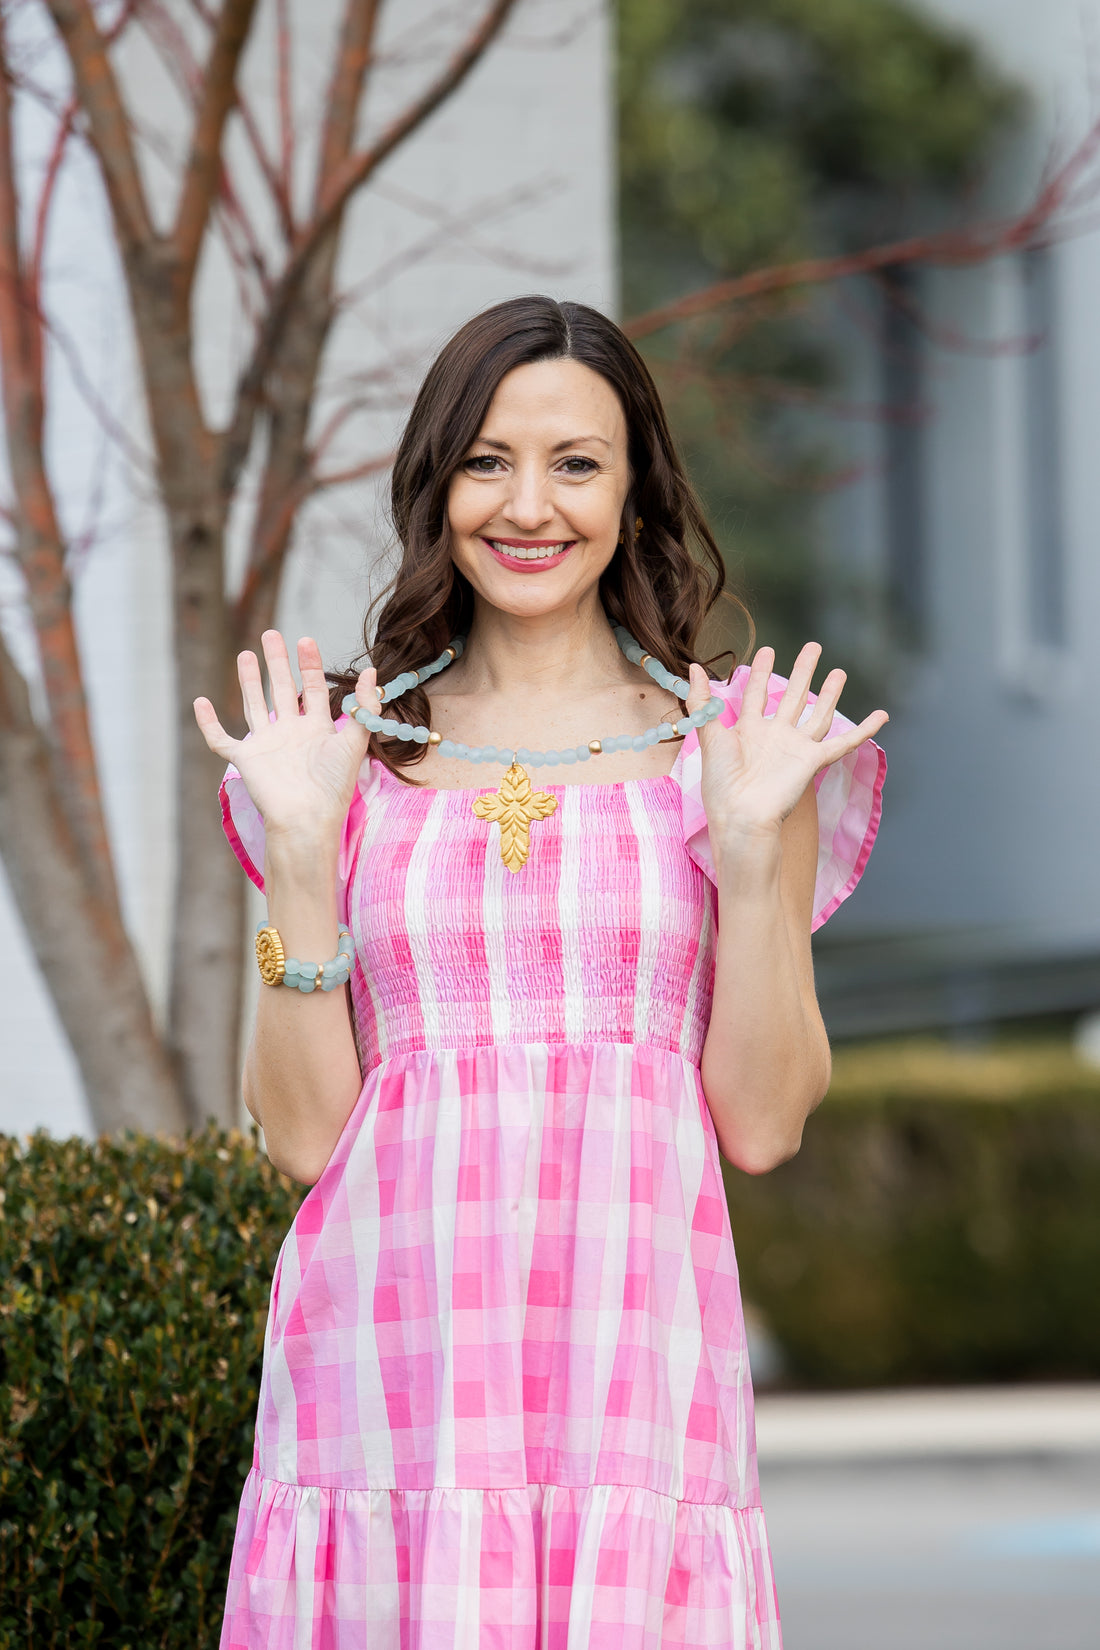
753 1385 1100 1650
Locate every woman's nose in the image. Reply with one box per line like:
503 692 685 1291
503 466 555 532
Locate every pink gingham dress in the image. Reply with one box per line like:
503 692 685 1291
218 669 885 1649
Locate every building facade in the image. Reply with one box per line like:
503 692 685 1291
814 0 1100 1037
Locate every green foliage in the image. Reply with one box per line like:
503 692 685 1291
727 1043 1100 1386
618 0 1020 679
0 1129 302 1650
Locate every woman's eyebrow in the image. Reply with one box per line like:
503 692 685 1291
470 434 614 453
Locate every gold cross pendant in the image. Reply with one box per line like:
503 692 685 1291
472 762 558 872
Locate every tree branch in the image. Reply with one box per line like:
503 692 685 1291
172 0 260 286
315 0 382 197
43 0 156 257
624 115 1100 341
217 0 520 497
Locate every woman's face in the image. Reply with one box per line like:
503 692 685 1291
447 358 631 621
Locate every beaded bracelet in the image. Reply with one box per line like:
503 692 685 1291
254 923 354 992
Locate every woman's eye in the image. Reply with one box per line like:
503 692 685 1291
559 456 597 476
464 454 503 473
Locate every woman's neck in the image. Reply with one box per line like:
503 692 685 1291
449 598 632 700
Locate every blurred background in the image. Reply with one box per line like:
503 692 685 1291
0 1 1098 1645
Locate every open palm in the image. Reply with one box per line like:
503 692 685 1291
193 631 377 842
685 642 888 844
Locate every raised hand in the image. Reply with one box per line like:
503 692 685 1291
685 642 888 849
193 631 379 847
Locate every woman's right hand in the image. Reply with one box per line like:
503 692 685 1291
193 630 379 848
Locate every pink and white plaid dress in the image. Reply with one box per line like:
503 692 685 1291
218 669 885 1649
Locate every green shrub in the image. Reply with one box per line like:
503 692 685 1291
727 1039 1100 1387
0 1128 302 1650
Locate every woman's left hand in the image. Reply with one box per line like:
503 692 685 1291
686 641 888 853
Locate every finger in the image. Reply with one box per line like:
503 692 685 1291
739 645 775 719
355 664 382 711
774 641 822 725
802 667 847 739
298 636 332 719
262 629 302 720
685 661 710 713
193 697 240 762
237 649 269 732
815 709 889 766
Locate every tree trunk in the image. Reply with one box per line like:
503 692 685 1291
0 647 187 1135
166 507 247 1130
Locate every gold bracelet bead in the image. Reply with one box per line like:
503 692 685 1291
428 730 442 746
588 739 602 755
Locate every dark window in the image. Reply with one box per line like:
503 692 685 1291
1022 246 1066 648
881 266 928 649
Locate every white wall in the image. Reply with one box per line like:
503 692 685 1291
0 0 615 1135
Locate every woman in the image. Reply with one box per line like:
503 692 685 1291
198 295 887 1648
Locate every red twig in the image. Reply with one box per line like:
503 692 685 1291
624 114 1100 342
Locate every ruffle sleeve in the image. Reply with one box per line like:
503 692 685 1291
675 667 886 932
218 722 381 919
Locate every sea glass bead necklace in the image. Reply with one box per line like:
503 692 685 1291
341 625 723 872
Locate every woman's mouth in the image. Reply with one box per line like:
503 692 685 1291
482 537 576 572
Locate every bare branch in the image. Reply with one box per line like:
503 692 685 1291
43 0 157 257
315 0 381 197
624 115 1100 342
30 98 76 299
173 0 260 284
218 0 520 496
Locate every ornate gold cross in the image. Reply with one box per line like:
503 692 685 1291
472 762 558 872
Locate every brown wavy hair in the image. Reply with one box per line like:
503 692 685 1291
329 294 752 772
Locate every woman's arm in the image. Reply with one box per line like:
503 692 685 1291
241 829 364 1183
700 784 830 1174
686 642 887 1175
195 630 378 1185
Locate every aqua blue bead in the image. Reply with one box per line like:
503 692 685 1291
561 749 577 764
298 961 318 979
321 977 339 991
631 734 647 751
469 747 484 762
528 753 544 766
517 748 532 764
438 739 456 758
675 716 692 735
658 723 676 740
575 745 591 761
284 959 300 977
689 708 706 728
395 723 415 741
411 726 430 744
544 751 560 766
381 718 401 734
643 726 660 745
342 693 358 715
453 744 470 760
297 977 316 993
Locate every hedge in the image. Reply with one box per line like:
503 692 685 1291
0 1128 301 1650
726 1038 1100 1387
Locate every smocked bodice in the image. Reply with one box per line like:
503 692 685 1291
347 768 717 1074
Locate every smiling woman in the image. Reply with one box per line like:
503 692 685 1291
194 295 888 1649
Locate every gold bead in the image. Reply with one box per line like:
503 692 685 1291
588 739 602 755
428 730 442 745
639 654 652 668
445 646 457 661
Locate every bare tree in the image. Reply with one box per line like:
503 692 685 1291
0 0 521 1134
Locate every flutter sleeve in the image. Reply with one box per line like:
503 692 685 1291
218 722 381 919
676 666 886 932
